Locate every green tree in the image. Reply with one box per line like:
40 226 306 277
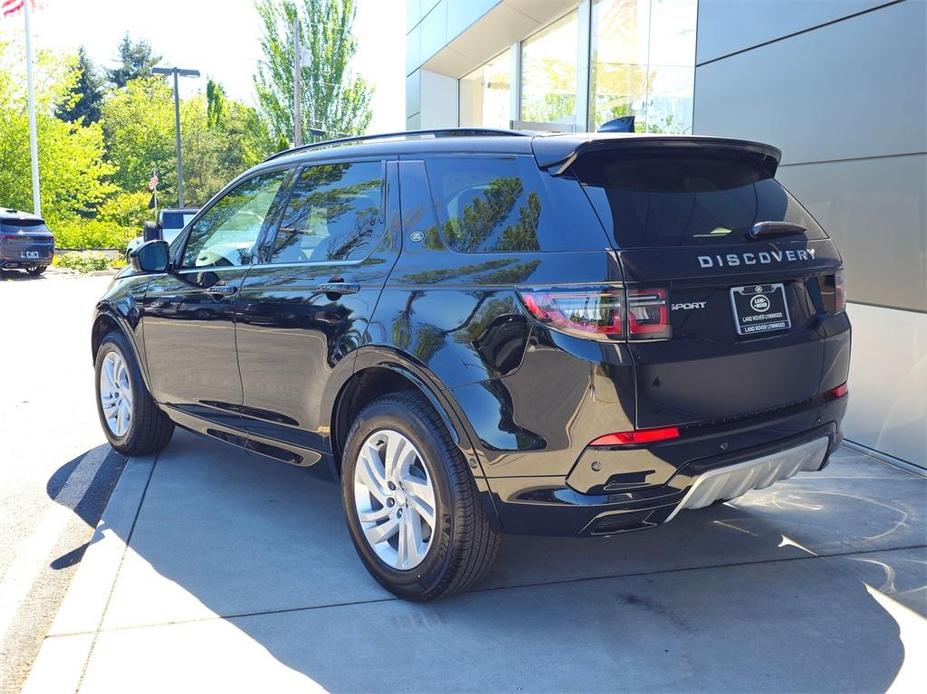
107 33 160 88
180 90 273 205
254 0 372 147
0 42 114 224
56 47 104 124
100 77 176 200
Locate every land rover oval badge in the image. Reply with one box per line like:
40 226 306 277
410 231 425 243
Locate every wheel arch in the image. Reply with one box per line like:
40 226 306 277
91 306 152 393
330 362 464 478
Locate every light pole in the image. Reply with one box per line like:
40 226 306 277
152 66 200 207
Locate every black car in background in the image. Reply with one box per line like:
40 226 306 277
0 209 54 275
91 129 851 600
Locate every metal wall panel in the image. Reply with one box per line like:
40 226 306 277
844 303 927 466
696 0 889 64
778 154 927 312
694 0 927 165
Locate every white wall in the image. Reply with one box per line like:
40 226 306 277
843 304 927 465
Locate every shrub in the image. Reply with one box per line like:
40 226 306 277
55 250 110 272
52 218 133 251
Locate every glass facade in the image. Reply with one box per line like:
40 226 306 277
519 12 579 126
453 0 696 134
459 48 514 129
589 0 696 133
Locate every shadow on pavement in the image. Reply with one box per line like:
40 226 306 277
48 430 926 691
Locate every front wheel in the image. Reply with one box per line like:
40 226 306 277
94 330 174 455
341 392 501 601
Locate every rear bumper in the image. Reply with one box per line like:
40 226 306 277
485 420 842 536
1 254 52 269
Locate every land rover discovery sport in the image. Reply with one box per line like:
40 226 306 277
91 129 851 600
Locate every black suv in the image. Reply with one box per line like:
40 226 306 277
92 130 850 600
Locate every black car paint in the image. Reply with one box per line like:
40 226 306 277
92 133 851 537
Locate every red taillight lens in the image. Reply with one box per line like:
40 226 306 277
590 426 680 447
826 382 849 399
627 288 670 339
822 270 846 313
518 286 625 338
517 285 671 341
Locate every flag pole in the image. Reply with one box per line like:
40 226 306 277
23 0 41 217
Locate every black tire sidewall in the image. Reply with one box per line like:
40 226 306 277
341 398 463 599
94 331 145 451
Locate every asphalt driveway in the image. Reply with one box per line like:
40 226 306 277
25 427 926 692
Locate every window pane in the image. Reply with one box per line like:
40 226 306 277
460 48 513 128
520 12 578 125
270 162 384 263
182 171 287 268
589 0 696 133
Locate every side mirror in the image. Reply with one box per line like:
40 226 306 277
130 240 170 273
143 220 163 242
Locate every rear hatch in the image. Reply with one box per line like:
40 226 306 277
0 211 54 263
565 140 846 428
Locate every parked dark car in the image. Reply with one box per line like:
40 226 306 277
90 129 851 600
0 209 54 275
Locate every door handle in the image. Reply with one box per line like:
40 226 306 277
207 284 239 299
317 282 360 296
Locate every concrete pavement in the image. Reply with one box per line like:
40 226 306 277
24 429 927 692
0 272 125 692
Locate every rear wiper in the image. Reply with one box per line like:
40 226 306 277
749 221 807 240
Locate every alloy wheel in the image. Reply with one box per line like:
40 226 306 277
100 351 133 437
353 429 436 570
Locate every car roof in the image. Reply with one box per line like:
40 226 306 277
0 208 44 224
254 129 781 175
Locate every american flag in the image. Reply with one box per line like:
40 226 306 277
1 0 37 18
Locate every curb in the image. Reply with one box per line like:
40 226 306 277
22 455 156 693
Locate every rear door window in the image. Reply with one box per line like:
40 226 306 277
269 161 385 264
424 155 606 253
572 151 826 248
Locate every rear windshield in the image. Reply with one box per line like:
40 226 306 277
573 150 826 248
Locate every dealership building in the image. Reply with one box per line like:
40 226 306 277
405 0 926 469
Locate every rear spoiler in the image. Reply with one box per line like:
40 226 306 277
532 134 782 177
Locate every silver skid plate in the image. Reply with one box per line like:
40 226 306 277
666 437 829 521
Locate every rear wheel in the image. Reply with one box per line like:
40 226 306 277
95 330 174 455
341 392 500 601
25 265 45 276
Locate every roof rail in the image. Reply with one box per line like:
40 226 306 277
263 128 529 162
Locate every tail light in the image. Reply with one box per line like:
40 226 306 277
518 286 625 339
627 288 670 340
821 270 846 313
826 382 848 400
517 285 670 342
590 426 680 447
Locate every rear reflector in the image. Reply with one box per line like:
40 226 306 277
826 383 849 400
590 426 680 447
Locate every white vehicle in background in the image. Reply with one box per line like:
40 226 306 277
126 208 198 258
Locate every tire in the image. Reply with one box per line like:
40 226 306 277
341 392 501 601
94 330 174 456
26 265 45 276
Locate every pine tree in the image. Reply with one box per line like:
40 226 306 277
107 33 161 89
56 47 104 124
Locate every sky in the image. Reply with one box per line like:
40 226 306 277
0 0 406 133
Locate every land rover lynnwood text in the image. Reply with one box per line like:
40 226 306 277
90 130 851 601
